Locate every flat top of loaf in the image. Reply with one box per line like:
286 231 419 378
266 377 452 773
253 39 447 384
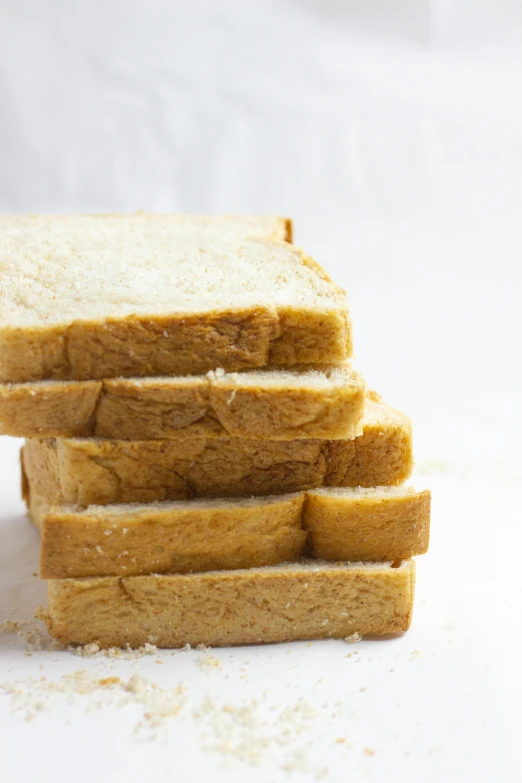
0 214 345 327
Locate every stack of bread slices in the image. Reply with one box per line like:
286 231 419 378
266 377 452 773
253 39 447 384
0 214 430 648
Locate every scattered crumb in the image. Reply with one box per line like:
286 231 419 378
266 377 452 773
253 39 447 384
70 642 158 660
1 670 185 730
194 695 321 772
98 676 122 687
0 620 18 634
363 748 376 756
0 618 60 652
344 633 362 644
197 654 221 671
410 650 420 659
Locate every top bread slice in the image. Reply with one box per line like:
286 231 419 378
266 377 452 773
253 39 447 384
0 214 351 383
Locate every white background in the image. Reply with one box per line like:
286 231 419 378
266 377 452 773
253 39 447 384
0 2 521 781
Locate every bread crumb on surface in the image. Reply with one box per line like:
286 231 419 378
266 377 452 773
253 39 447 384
1 670 185 729
70 642 158 659
1 613 393 772
197 654 222 671
1 666 341 775
0 618 60 652
0 620 18 634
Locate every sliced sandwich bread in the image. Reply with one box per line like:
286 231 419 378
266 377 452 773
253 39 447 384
0 364 365 440
0 214 351 382
22 392 413 506
25 479 429 578
43 559 416 647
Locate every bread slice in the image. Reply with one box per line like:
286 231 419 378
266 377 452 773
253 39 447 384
22 392 413 507
33 492 308 578
0 364 365 440
0 214 351 383
25 476 429 578
43 559 416 647
303 486 430 563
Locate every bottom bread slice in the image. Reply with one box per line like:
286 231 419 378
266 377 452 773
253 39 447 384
44 559 415 648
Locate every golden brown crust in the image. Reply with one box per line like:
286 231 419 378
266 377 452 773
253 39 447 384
304 489 430 563
0 308 351 383
21 439 61 506
45 560 416 647
269 307 352 367
0 381 101 437
27 483 429 578
22 398 412 506
35 493 307 579
0 366 365 440
325 418 413 488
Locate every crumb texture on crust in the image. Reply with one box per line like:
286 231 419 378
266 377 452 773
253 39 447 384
45 560 416 648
